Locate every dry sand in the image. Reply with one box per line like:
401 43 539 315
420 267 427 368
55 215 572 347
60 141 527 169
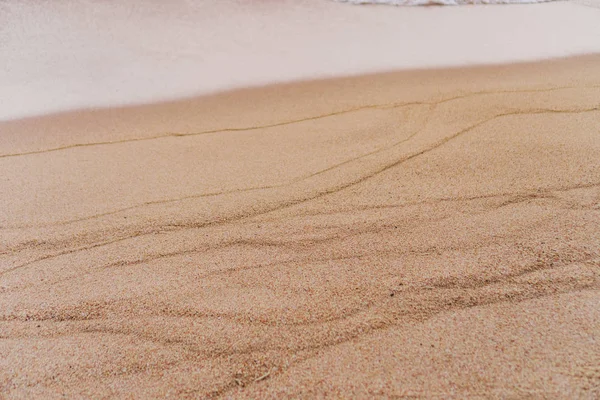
1 54 600 398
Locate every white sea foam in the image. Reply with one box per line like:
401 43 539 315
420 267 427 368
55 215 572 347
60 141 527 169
337 0 558 4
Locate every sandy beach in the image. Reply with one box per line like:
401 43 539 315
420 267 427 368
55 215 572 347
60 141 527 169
2 0 600 399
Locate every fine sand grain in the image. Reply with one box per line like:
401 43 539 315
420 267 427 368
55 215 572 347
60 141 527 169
1 55 600 398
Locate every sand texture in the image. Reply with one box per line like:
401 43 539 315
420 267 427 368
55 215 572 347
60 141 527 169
1 55 600 398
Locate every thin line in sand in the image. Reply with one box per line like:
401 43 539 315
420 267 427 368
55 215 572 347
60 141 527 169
3 56 600 399
1 84 598 160
2 106 598 276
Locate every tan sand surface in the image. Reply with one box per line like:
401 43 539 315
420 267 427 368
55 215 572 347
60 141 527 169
1 55 600 398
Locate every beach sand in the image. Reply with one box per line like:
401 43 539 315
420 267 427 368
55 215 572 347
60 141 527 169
1 53 600 398
3 0 600 397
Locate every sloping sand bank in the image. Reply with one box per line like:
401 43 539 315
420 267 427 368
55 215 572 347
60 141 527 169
1 55 600 398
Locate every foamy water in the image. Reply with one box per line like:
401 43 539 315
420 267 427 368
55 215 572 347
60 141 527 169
1 0 599 121
338 0 557 4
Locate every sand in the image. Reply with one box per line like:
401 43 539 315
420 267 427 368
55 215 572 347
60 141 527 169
1 53 600 398
2 0 600 397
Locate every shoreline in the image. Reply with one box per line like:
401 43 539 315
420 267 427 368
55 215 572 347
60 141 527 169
2 1 600 121
2 55 600 398
2 52 599 125
2 53 599 159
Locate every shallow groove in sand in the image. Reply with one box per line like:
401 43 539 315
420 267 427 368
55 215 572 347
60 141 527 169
1 84 598 160
2 57 600 398
2 105 598 272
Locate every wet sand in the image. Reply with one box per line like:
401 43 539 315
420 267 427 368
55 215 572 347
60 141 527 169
1 55 600 398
